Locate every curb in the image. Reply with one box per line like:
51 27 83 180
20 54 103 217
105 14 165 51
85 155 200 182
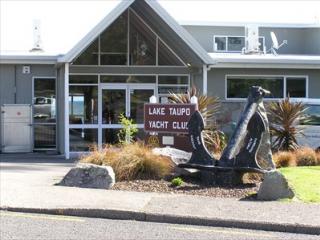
1 207 319 235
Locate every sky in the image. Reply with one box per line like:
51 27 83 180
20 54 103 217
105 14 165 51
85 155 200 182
1 0 320 54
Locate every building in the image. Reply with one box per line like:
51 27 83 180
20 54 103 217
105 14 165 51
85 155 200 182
1 0 319 158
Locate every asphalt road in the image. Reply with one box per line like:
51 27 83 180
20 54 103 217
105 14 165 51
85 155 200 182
1 211 319 240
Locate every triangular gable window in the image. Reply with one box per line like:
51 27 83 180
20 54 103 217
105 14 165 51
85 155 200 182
158 39 184 66
72 9 185 67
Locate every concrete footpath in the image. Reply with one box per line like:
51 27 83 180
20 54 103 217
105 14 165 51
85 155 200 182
0 154 320 235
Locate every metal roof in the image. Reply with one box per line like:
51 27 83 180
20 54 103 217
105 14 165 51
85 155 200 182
209 53 320 69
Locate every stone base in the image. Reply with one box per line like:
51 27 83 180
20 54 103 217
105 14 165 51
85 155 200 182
257 170 294 201
58 163 115 189
200 170 244 186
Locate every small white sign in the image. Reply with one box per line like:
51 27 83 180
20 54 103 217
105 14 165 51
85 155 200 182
22 66 31 74
162 136 174 145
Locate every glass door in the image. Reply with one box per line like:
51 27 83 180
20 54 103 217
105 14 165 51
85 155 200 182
33 77 56 150
129 86 155 142
100 84 155 145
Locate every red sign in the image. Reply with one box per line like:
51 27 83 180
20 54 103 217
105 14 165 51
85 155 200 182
144 104 196 133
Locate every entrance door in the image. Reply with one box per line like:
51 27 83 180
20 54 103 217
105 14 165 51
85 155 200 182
100 84 155 145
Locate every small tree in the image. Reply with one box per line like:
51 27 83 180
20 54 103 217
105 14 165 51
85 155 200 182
117 113 138 144
268 97 308 152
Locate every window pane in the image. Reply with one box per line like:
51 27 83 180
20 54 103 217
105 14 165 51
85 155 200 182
100 11 128 65
69 86 98 124
215 37 226 51
69 75 98 84
33 78 56 123
259 37 264 51
100 75 156 83
102 89 126 124
227 77 284 98
72 40 98 65
130 89 154 124
228 37 245 52
286 77 306 98
302 105 320 125
158 39 184 66
34 125 56 149
158 76 189 85
158 86 189 95
129 10 156 65
70 128 98 152
102 129 121 145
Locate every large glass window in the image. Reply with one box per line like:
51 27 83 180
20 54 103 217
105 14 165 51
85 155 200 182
33 77 56 149
72 9 185 67
158 75 190 103
226 76 307 99
158 39 184 66
129 10 156 65
214 36 265 52
227 76 284 98
73 40 98 65
100 75 156 84
70 129 98 152
69 86 98 124
100 11 128 65
286 77 306 98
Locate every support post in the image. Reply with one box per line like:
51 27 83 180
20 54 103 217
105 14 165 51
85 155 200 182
202 65 208 96
64 63 69 159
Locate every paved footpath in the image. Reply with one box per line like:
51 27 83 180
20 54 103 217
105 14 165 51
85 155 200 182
1 154 320 235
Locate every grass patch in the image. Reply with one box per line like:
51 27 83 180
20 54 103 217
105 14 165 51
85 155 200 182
279 166 320 203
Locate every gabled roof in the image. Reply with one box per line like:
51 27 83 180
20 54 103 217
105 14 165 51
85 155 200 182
58 0 134 63
144 0 214 65
58 0 214 64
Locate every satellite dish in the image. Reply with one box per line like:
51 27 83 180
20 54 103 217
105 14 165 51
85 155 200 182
269 32 287 55
270 32 279 49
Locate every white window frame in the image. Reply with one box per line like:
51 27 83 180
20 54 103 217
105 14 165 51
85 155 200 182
68 73 190 154
213 35 265 53
225 74 309 101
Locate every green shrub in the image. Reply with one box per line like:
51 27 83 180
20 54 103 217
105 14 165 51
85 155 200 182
171 177 184 187
117 113 138 144
81 143 174 181
268 97 308 151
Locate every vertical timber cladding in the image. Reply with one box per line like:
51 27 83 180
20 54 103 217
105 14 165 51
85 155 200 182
144 104 196 133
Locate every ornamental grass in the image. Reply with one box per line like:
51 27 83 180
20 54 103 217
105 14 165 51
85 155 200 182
81 143 174 181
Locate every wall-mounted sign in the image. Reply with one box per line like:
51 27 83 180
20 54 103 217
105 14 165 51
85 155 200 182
144 104 196 133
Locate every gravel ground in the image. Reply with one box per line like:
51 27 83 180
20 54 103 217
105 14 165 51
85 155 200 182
112 179 259 198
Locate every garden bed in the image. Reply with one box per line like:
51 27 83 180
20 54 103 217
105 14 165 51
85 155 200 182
112 178 259 198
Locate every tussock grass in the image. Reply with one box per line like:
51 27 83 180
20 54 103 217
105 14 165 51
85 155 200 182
81 143 174 181
295 147 319 166
273 147 320 168
273 151 297 168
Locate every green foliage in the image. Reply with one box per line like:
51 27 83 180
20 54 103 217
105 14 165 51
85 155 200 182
117 113 138 144
268 97 308 151
168 86 220 125
168 86 226 154
279 166 320 203
171 177 184 187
